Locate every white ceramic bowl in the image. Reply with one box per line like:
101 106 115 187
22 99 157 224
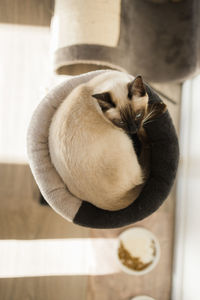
131 296 155 300
116 227 160 276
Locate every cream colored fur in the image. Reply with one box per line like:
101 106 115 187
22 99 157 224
49 71 147 211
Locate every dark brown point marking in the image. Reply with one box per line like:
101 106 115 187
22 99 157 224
92 92 116 112
127 75 146 99
145 101 167 121
127 82 133 100
119 104 138 134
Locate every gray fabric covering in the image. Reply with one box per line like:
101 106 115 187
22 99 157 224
54 0 200 82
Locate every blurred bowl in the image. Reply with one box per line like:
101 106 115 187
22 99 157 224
116 227 160 276
131 296 155 300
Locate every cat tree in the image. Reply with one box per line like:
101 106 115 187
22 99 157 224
26 0 192 228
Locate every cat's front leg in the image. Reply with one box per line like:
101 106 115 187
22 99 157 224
147 101 167 120
137 101 167 144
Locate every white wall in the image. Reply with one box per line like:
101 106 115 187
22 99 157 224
172 75 200 300
0 24 50 163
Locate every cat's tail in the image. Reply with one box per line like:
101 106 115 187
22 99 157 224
105 183 144 211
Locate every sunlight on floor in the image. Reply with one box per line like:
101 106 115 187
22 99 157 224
0 238 120 277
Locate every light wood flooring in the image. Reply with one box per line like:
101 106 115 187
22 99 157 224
0 1 181 299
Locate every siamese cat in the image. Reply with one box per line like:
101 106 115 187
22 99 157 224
49 71 166 211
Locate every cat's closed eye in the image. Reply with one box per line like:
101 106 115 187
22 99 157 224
135 109 145 122
112 119 125 128
92 92 115 112
136 112 142 119
118 120 125 125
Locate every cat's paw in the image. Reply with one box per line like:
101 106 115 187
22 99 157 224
147 101 167 119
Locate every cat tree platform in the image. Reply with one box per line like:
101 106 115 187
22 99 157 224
51 0 200 82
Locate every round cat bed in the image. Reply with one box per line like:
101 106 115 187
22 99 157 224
27 70 179 229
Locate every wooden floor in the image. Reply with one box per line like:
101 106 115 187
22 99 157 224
0 1 181 299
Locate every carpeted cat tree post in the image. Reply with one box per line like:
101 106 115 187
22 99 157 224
50 0 124 75
51 0 200 82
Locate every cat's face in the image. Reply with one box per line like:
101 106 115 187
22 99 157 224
92 75 148 135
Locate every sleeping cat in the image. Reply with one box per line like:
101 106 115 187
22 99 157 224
49 71 166 211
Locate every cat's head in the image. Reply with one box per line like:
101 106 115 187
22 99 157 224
92 75 148 135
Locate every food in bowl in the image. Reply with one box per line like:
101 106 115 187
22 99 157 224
117 227 160 275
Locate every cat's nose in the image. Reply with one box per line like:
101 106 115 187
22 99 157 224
129 122 137 134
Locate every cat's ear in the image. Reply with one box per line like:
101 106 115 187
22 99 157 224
127 75 146 99
92 92 116 112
